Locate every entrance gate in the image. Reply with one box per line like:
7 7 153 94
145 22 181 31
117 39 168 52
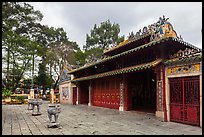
169 76 200 126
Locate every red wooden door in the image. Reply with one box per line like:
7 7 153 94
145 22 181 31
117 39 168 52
92 77 120 109
73 87 77 105
169 76 200 126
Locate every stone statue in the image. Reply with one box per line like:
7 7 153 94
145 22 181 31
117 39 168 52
47 104 61 128
142 26 148 34
128 31 135 40
135 29 141 37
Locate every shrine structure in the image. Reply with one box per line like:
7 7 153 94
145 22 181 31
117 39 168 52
58 65 76 105
68 16 202 127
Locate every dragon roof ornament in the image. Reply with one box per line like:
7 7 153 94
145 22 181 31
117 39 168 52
105 16 183 52
129 15 182 42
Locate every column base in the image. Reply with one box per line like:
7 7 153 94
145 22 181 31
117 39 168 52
119 106 124 111
156 111 164 121
88 103 92 106
76 101 79 105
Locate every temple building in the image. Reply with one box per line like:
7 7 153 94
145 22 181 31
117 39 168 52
68 16 202 127
59 65 76 105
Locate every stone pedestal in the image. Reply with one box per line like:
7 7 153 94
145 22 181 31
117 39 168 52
30 89 34 99
50 89 54 103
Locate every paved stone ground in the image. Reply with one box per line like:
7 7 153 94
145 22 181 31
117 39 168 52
2 101 202 135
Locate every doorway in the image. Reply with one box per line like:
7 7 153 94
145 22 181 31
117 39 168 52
79 81 89 105
127 70 156 113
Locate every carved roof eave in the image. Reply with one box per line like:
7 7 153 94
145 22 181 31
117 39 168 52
164 53 202 66
68 37 201 74
103 32 151 54
71 59 163 82
171 37 201 52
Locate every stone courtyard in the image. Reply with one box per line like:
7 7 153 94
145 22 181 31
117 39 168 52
2 101 202 135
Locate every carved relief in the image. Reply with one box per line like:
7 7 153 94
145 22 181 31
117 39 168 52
157 81 163 111
169 48 200 60
120 82 124 107
167 63 200 75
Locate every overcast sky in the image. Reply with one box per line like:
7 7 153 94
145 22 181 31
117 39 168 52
28 2 202 50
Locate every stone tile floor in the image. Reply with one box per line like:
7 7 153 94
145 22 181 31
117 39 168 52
2 101 202 135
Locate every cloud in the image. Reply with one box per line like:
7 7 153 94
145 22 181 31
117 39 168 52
29 2 202 49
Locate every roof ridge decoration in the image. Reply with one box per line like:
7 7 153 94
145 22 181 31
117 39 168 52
104 15 181 53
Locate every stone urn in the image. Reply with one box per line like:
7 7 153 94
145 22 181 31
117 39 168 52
47 104 61 128
32 99 42 116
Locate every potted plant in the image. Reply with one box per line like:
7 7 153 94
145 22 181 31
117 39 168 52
2 88 12 104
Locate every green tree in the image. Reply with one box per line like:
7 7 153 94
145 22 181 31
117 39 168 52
83 19 124 60
37 62 46 94
46 40 82 90
74 51 87 66
2 2 84 93
21 78 32 93
2 2 43 92
35 25 71 92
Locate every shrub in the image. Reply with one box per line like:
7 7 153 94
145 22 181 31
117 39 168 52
2 88 11 98
16 96 25 103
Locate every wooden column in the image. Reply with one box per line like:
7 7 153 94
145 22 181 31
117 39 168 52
199 62 202 128
162 66 167 122
156 65 165 120
88 81 92 106
76 83 80 105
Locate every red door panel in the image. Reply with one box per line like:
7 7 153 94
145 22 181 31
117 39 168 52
169 76 200 126
92 77 121 109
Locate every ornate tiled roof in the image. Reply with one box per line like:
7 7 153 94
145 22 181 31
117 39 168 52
103 32 151 53
71 59 162 82
59 64 72 83
104 15 178 54
69 37 200 74
69 16 203 74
